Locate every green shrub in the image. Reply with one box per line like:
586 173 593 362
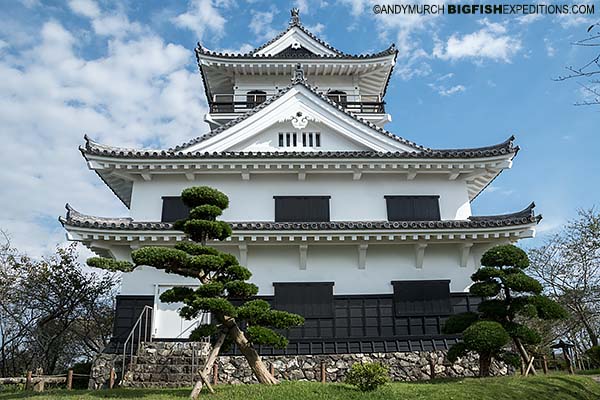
442 312 479 334
345 362 389 392
480 244 529 268
181 186 229 209
463 321 510 354
586 346 600 368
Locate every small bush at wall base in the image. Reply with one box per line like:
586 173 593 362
344 362 389 392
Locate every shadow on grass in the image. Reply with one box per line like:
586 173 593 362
409 376 468 385
0 388 190 399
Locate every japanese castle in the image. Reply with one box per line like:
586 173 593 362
61 9 540 355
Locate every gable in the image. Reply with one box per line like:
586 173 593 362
227 120 372 152
253 27 340 57
181 84 423 153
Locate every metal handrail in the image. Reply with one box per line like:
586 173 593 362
120 305 153 383
174 312 212 340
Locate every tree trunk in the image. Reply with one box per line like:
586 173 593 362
225 319 278 384
190 332 226 400
581 317 599 347
513 338 537 376
479 353 492 377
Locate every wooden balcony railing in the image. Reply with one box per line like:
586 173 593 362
208 93 386 114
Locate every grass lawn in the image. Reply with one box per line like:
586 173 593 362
577 368 600 375
0 375 599 400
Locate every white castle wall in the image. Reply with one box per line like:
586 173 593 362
233 75 362 98
226 121 369 152
118 242 496 297
129 173 472 223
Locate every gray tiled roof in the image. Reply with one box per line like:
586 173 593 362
80 79 518 159
199 11 396 60
59 203 540 232
196 43 398 60
195 10 399 99
81 135 517 161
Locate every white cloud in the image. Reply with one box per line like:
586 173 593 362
0 11 209 257
433 19 522 63
428 82 466 97
437 73 454 81
339 0 442 80
217 43 255 54
439 85 465 96
305 23 325 34
544 38 555 57
339 0 367 16
20 0 41 8
486 186 514 196
249 9 279 42
172 0 228 41
92 14 143 37
68 0 101 19
293 0 309 14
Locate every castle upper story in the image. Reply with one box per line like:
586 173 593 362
198 9 397 129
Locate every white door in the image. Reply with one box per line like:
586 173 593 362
153 285 210 339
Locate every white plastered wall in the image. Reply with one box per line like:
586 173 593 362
129 173 472 222
118 242 498 297
226 121 370 152
233 75 360 99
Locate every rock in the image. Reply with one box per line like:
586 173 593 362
88 343 511 388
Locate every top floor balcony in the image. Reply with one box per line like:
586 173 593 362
208 92 386 114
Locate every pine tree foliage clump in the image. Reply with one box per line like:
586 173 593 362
87 186 304 393
443 244 567 377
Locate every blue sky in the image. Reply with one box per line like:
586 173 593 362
0 0 598 256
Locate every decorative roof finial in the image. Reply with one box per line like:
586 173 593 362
290 8 300 25
291 63 306 84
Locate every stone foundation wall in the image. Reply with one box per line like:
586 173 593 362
216 352 508 385
89 342 510 388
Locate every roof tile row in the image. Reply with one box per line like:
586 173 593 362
60 203 540 232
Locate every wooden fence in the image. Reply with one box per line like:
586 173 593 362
0 368 103 392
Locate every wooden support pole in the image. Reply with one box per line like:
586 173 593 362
212 364 218 385
25 371 32 391
429 358 436 379
66 369 73 390
524 356 535 377
520 360 525 376
320 361 326 383
567 357 574 375
33 369 44 392
269 363 274 377
542 356 548 375
109 368 115 389
199 372 214 394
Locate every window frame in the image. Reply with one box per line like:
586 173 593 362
273 195 331 222
384 195 441 221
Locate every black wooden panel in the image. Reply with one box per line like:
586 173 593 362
273 282 334 318
274 196 330 222
392 280 452 316
384 195 441 221
104 295 154 352
103 292 482 355
161 196 190 222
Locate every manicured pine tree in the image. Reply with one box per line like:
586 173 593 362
443 244 567 377
88 186 304 396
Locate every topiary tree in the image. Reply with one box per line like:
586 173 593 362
87 186 304 397
443 244 567 377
